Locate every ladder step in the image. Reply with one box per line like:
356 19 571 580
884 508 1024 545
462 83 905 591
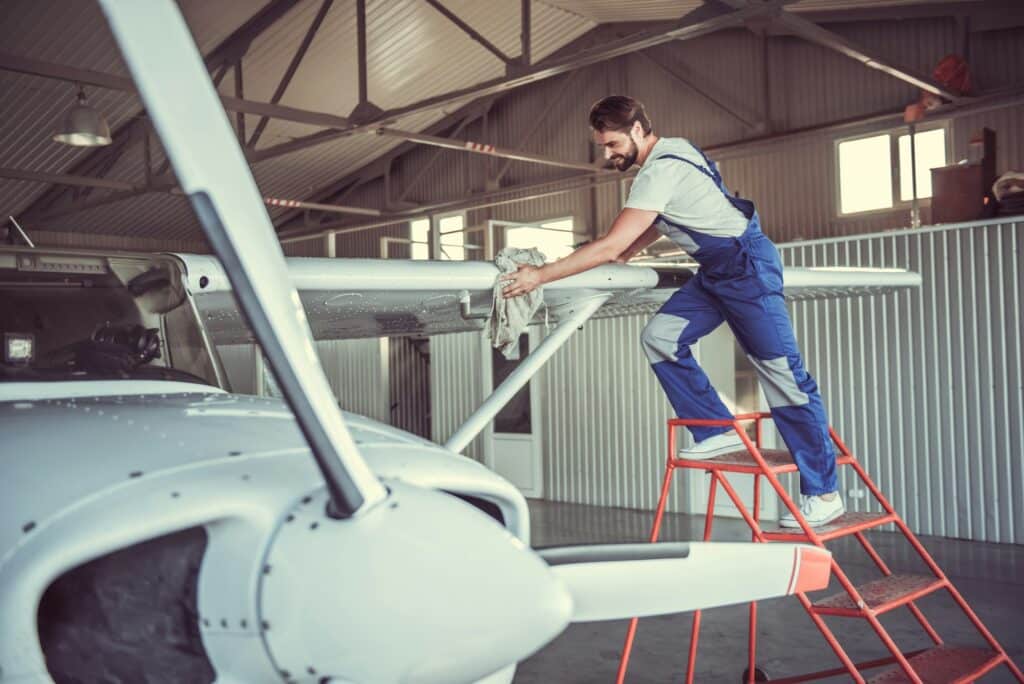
763 512 896 542
811 573 946 617
866 646 1004 683
674 448 855 475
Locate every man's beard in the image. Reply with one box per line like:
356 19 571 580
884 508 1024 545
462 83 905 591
610 140 639 171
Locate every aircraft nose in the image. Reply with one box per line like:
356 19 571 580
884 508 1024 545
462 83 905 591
259 483 572 683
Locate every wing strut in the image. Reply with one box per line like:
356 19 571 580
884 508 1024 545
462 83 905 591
445 293 611 454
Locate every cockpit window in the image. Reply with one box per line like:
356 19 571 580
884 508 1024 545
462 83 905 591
0 249 222 387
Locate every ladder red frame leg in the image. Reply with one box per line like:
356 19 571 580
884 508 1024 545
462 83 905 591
617 414 1024 683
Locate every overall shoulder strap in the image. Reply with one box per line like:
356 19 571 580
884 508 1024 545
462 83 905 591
655 154 718 184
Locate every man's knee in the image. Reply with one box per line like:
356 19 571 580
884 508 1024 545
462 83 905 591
747 354 810 408
641 313 690 364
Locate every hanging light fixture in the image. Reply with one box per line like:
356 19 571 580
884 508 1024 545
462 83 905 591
54 86 112 147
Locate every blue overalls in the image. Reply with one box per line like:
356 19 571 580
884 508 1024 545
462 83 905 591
639 150 837 495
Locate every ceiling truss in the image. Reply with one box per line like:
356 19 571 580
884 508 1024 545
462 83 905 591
0 0 1013 235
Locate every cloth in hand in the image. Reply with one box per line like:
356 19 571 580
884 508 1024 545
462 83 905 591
486 247 546 359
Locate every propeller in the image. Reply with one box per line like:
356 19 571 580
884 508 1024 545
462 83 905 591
539 541 831 622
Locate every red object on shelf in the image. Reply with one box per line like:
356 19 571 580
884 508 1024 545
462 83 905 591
615 413 1024 684
933 54 972 96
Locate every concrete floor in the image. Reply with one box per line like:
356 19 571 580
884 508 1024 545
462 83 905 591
515 500 1024 683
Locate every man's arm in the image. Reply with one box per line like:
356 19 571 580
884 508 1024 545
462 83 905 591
501 207 658 298
616 224 661 262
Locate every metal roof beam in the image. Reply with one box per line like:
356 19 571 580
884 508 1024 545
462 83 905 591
202 0 301 71
14 0 299 219
398 113 478 202
423 0 514 65
279 85 1024 243
0 52 351 129
4 163 380 226
271 98 498 227
249 2 782 164
375 127 611 174
772 11 964 101
248 0 334 148
0 167 141 192
520 0 531 66
783 0 1024 29
282 171 621 242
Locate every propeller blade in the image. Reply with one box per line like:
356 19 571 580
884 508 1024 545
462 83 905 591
538 542 831 622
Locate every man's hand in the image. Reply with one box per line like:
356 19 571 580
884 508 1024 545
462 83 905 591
614 251 634 264
501 264 544 299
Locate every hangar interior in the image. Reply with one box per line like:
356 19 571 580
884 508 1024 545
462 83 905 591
2 0 1023 682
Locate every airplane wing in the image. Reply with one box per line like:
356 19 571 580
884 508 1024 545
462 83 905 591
174 254 922 344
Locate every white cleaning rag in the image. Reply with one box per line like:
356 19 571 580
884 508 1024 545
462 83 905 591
486 247 546 359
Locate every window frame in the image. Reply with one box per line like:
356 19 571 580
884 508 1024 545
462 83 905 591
833 120 950 219
432 210 468 261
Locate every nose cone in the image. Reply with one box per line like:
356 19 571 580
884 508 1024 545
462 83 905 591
260 483 572 683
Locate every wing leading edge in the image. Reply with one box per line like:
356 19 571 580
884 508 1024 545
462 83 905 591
176 255 921 344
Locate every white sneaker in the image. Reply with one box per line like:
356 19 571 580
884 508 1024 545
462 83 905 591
677 432 745 460
779 493 845 528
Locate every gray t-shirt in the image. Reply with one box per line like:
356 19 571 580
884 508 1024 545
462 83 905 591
625 137 748 239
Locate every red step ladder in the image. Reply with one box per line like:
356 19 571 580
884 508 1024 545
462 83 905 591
616 413 1024 684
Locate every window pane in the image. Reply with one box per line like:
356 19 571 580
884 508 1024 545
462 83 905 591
506 226 575 260
540 218 574 232
438 214 465 261
409 218 430 260
838 134 893 214
898 128 946 201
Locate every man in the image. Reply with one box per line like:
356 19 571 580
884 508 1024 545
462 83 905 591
500 95 842 527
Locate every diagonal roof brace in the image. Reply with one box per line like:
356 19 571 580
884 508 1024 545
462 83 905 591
423 0 514 65
248 1 788 164
773 11 963 101
375 127 614 174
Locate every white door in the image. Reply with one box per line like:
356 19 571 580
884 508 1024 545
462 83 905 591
482 331 543 498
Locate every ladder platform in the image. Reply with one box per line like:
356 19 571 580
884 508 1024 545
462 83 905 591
812 573 947 617
762 511 896 542
672 448 855 475
866 646 1004 683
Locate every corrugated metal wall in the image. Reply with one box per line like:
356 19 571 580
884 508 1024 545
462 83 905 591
425 217 1024 544
388 337 431 439
537 313 689 513
216 343 259 395
28 229 208 254
315 338 390 423
214 339 390 424
779 217 1024 544
430 331 485 463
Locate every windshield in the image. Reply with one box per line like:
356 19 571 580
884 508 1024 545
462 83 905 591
0 248 222 387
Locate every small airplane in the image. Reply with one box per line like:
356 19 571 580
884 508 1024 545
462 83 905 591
0 1 921 682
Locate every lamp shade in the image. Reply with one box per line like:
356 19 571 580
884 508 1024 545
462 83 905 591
54 91 112 146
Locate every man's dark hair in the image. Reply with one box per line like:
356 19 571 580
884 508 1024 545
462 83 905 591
588 95 652 135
